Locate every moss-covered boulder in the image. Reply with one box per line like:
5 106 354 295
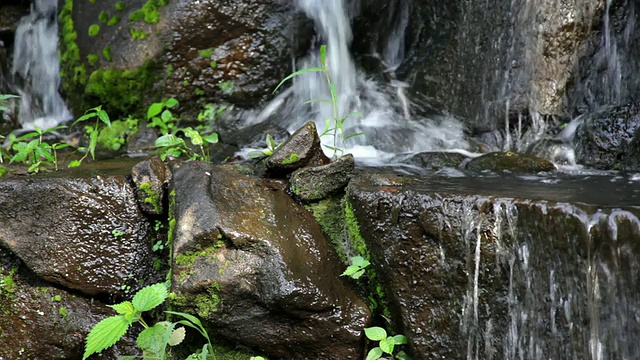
169 161 370 359
402 151 469 170
291 153 355 201
465 151 556 173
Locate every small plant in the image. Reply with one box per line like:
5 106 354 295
83 283 221 360
274 45 362 158
0 93 18 113
197 104 225 124
88 24 100 37
69 105 111 168
155 127 218 161
112 229 125 238
147 98 179 135
8 126 72 173
341 256 370 279
247 134 279 160
364 327 410 360
217 81 234 95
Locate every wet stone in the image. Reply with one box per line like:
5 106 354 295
266 121 330 176
131 156 169 215
290 153 355 201
465 151 556 173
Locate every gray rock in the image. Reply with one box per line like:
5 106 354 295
169 161 370 359
465 151 556 173
0 175 156 296
266 121 330 175
402 151 469 170
131 156 169 215
290 153 355 201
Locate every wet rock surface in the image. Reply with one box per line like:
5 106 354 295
169 161 370 359
131 156 169 215
573 102 640 169
347 172 640 359
402 151 469 170
465 151 556 173
0 174 157 296
266 121 330 175
290 153 355 201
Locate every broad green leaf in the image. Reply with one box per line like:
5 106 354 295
109 301 134 316
15 131 39 142
68 160 82 168
156 134 184 148
364 327 387 341
247 150 267 159
396 350 412 360
10 151 27 164
161 109 173 122
165 98 179 108
0 94 18 100
132 283 168 312
351 256 366 267
28 161 41 174
379 337 395 354
167 326 186 346
352 269 365 279
341 265 360 277
266 134 276 150
273 67 325 93
83 315 130 359
35 145 55 162
393 334 408 344
136 322 167 354
97 109 111 127
366 347 383 360
184 128 203 145
202 133 218 144
147 102 164 119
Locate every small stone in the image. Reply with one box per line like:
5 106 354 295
403 151 469 170
290 154 355 201
131 156 169 215
266 121 329 176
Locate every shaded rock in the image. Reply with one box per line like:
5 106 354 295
127 123 158 155
573 103 640 169
131 156 169 215
465 151 556 173
402 151 469 170
347 173 640 359
208 142 241 164
527 138 575 165
290 153 355 201
621 131 640 172
221 121 290 148
0 248 139 359
169 161 370 359
0 175 156 296
0 5 28 34
266 121 330 175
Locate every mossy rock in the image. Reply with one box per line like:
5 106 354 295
465 151 557 173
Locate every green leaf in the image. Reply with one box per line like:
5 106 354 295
156 134 185 148
266 134 276 150
364 327 387 341
89 130 98 159
136 322 167 355
147 102 164 119
396 350 412 360
273 67 325 93
320 44 327 68
202 133 218 144
27 161 41 174
132 283 168 312
366 347 383 360
345 132 365 140
393 334 408 344
183 128 203 145
165 98 179 108
341 265 360 277
68 160 82 168
379 337 395 354
97 109 111 127
73 112 97 126
165 311 210 342
352 269 365 279
247 150 267 159
83 315 130 359
161 109 173 122
109 301 135 316
167 326 186 346
200 343 209 360
351 256 366 267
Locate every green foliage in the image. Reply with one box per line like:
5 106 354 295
274 45 362 158
0 94 18 113
155 128 218 162
197 104 225 123
102 46 112 61
0 268 17 295
86 53 99 66
364 327 410 360
96 117 139 152
199 49 213 58
217 81 234 95
69 105 111 168
107 15 121 26
85 64 156 114
129 0 167 24
147 98 179 135
7 126 71 173
98 11 108 24
88 24 100 37
130 28 148 40
341 256 370 279
115 2 125 11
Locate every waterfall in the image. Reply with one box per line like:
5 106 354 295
11 0 71 130
251 0 468 163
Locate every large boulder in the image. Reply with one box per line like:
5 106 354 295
169 161 370 359
63 0 306 117
347 172 640 359
0 174 158 296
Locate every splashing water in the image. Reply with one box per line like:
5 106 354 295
250 0 468 164
11 0 72 130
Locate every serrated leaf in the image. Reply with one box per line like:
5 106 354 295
167 326 186 346
366 347 383 360
109 301 135 316
137 323 167 354
393 334 408 344
380 337 395 354
364 327 387 341
83 315 130 359
132 283 168 312
147 103 164 119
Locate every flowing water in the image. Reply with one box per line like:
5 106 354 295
11 0 71 130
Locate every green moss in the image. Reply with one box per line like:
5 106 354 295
129 0 167 24
139 182 161 213
88 24 100 36
85 63 156 114
102 46 112 61
130 28 148 40
199 48 213 58
115 2 125 11
89 0 97 3
86 53 99 66
98 11 108 24
108 15 121 26
169 283 220 319
59 0 87 98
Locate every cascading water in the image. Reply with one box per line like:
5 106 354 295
250 0 468 163
11 0 71 130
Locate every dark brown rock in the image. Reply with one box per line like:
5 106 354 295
465 151 556 173
290 153 355 201
131 156 169 215
266 121 330 175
